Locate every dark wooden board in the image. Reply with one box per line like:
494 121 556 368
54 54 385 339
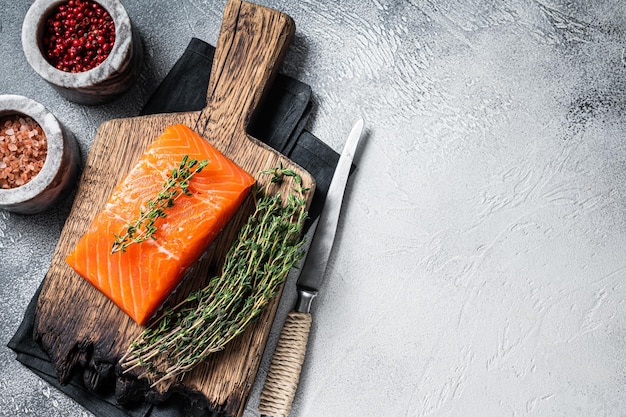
33 1 314 416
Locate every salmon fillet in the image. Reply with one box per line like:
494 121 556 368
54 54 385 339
66 124 255 325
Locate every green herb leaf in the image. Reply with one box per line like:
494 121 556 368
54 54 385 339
111 155 209 254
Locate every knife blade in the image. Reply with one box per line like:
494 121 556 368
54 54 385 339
258 118 364 417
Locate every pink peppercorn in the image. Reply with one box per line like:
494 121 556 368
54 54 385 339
41 0 115 73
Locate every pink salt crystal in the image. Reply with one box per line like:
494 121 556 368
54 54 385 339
0 114 48 188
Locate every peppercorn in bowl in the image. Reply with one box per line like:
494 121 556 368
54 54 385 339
21 0 142 105
0 95 80 214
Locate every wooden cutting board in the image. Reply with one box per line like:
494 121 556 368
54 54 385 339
33 1 314 416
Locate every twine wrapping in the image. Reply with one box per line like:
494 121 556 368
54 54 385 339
259 311 312 417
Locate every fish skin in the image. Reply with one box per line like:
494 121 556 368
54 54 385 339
66 124 255 325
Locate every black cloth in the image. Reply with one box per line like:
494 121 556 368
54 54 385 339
8 37 339 417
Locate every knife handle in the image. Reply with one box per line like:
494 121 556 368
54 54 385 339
259 311 312 417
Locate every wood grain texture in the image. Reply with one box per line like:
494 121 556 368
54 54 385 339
32 1 314 416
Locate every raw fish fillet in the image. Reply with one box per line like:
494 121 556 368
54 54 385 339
66 124 255 325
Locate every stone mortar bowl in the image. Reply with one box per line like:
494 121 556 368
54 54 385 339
0 95 81 214
21 0 143 105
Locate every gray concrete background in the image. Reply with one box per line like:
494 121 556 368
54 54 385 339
1 0 626 416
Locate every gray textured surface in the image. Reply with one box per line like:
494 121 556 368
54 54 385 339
1 0 626 416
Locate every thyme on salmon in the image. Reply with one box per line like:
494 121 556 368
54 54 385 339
120 165 309 386
111 155 209 254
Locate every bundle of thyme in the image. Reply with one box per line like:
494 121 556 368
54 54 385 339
121 166 309 386
112 155 209 254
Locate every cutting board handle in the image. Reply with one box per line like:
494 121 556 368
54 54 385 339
196 0 295 150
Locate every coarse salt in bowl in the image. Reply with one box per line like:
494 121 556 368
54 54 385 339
0 114 48 190
21 0 143 105
0 95 81 214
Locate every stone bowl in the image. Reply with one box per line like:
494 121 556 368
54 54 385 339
21 0 143 105
0 95 81 214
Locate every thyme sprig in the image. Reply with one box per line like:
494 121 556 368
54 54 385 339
120 167 309 386
111 155 209 254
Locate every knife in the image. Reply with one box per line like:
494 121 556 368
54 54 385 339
258 118 364 417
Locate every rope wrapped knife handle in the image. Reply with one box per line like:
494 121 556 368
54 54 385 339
259 310 312 417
